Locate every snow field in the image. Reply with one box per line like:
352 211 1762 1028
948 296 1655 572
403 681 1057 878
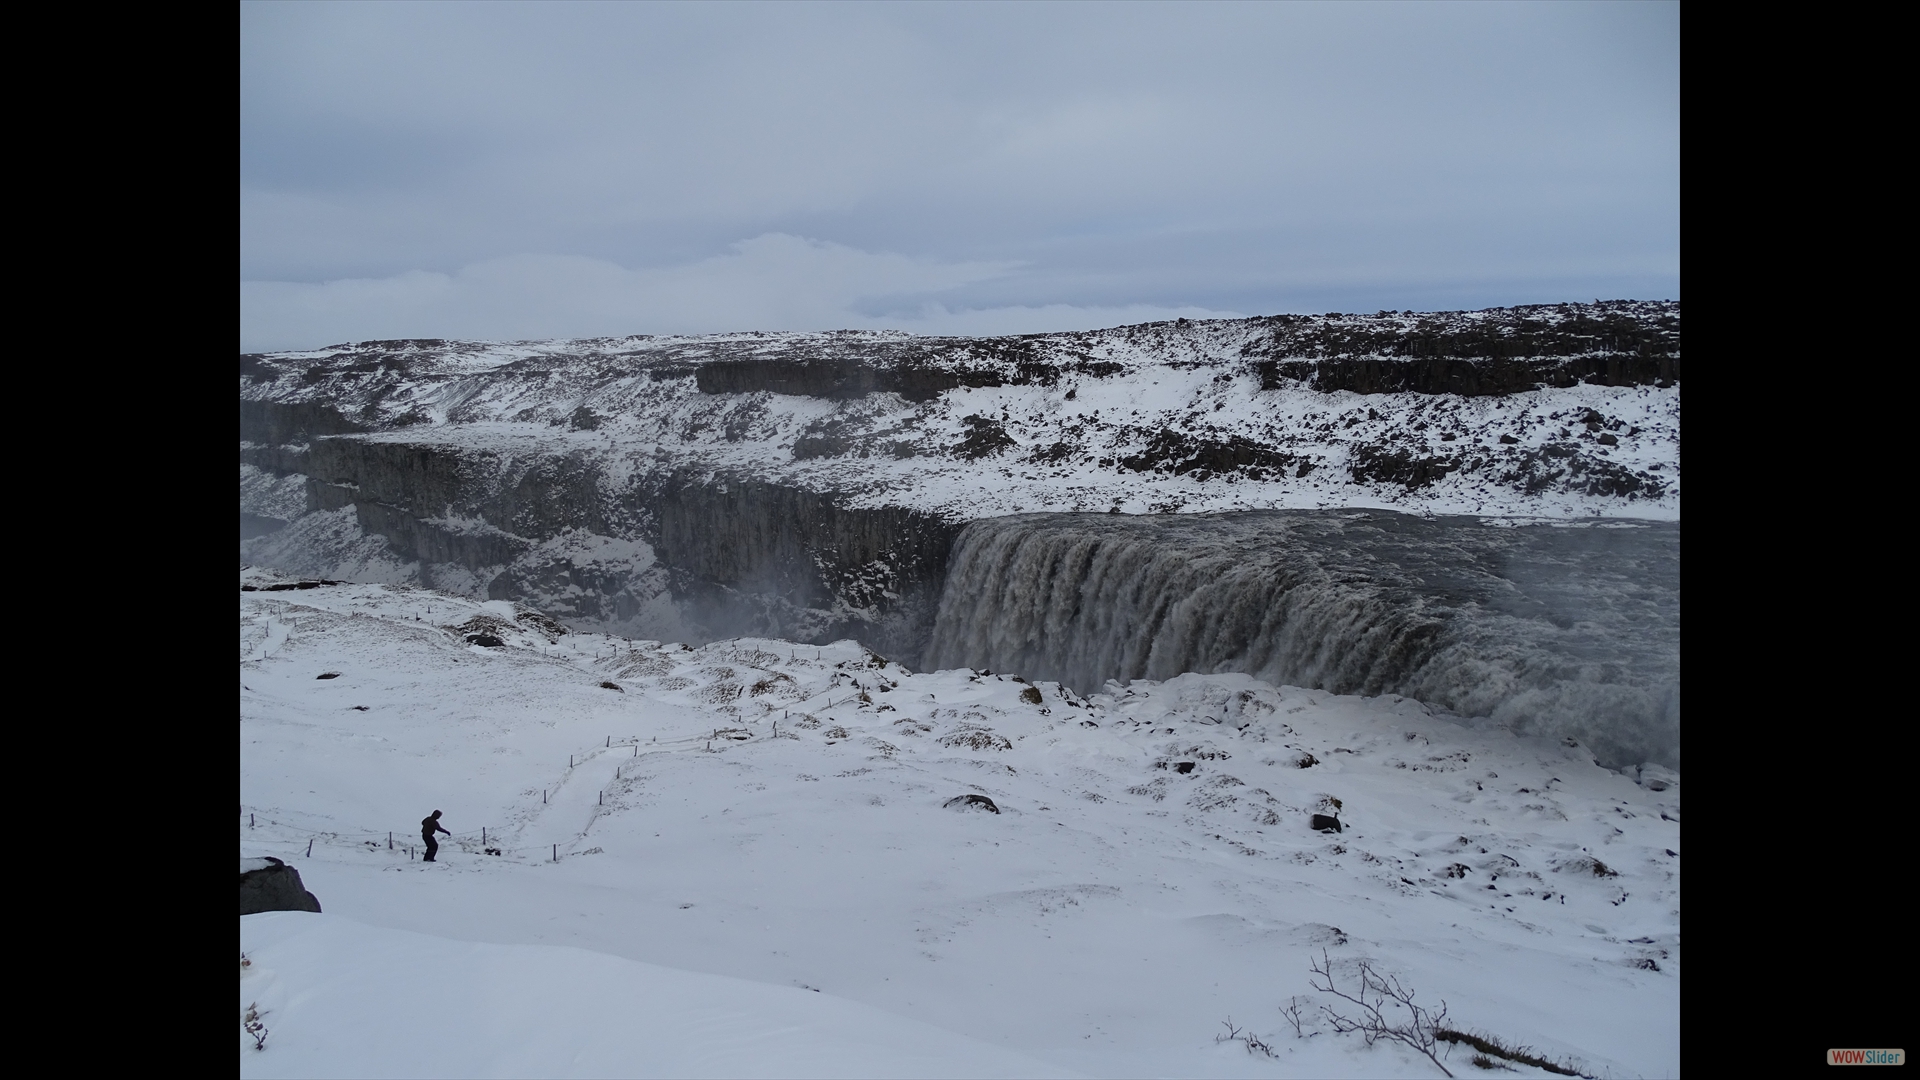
242 572 1678 1077
240 912 1075 1078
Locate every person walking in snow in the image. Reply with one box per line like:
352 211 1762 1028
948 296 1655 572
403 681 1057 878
421 810 451 862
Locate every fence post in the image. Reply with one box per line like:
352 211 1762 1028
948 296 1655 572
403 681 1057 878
482 826 486 846
306 838 313 857
606 736 610 747
552 844 557 862
389 831 393 850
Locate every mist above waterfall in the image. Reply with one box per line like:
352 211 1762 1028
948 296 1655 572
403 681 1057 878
924 510 1678 770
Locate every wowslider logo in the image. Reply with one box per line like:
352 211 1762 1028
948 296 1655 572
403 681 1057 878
1829 1049 1905 1065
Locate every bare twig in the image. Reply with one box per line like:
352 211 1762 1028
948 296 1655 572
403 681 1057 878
1282 995 1311 1038
1216 1017 1277 1058
243 1002 269 1051
1309 949 1453 1077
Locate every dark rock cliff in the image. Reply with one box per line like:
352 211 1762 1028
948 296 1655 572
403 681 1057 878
276 431 964 662
1244 303 1680 395
650 470 963 659
241 858 322 915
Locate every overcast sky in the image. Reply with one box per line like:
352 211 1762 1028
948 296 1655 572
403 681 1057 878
239 2 1678 352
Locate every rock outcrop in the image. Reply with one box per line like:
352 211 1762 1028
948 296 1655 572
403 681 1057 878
241 857 322 915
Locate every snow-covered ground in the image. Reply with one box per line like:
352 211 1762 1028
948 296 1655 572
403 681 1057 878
241 571 1679 1077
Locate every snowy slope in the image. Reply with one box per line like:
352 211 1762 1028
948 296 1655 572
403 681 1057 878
240 913 1076 1078
241 571 1679 1078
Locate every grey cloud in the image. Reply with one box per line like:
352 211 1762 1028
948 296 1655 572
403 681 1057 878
241 2 1677 347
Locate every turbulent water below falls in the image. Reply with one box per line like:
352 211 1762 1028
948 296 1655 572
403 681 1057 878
924 510 1678 770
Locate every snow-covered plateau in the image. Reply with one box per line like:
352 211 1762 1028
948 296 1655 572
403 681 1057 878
240 303 1678 1076
241 571 1677 1078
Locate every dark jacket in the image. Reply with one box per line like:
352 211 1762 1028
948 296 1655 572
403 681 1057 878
422 816 450 839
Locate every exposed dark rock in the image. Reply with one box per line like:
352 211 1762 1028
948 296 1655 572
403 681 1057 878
938 729 1013 751
954 415 1016 459
1173 761 1196 774
241 857 322 915
240 441 311 477
466 634 505 647
315 672 341 679
515 609 570 638
791 433 856 460
242 513 288 541
1120 429 1300 479
1019 686 1044 704
1499 434 1520 444
1500 443 1665 499
1247 303 1680 396
1310 813 1343 833
1349 445 1459 489
698 358 1007 402
649 471 963 663
943 794 1000 813
1554 855 1619 877
240 399 370 444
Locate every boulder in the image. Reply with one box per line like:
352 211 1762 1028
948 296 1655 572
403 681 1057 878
943 794 1000 814
1310 813 1343 833
241 857 322 915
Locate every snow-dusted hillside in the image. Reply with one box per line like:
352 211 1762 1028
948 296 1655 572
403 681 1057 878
241 570 1679 1078
241 303 1678 526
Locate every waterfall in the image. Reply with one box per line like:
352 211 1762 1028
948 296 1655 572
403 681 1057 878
924 511 1679 770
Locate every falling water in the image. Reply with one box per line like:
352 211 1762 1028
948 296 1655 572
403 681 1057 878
924 510 1679 769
